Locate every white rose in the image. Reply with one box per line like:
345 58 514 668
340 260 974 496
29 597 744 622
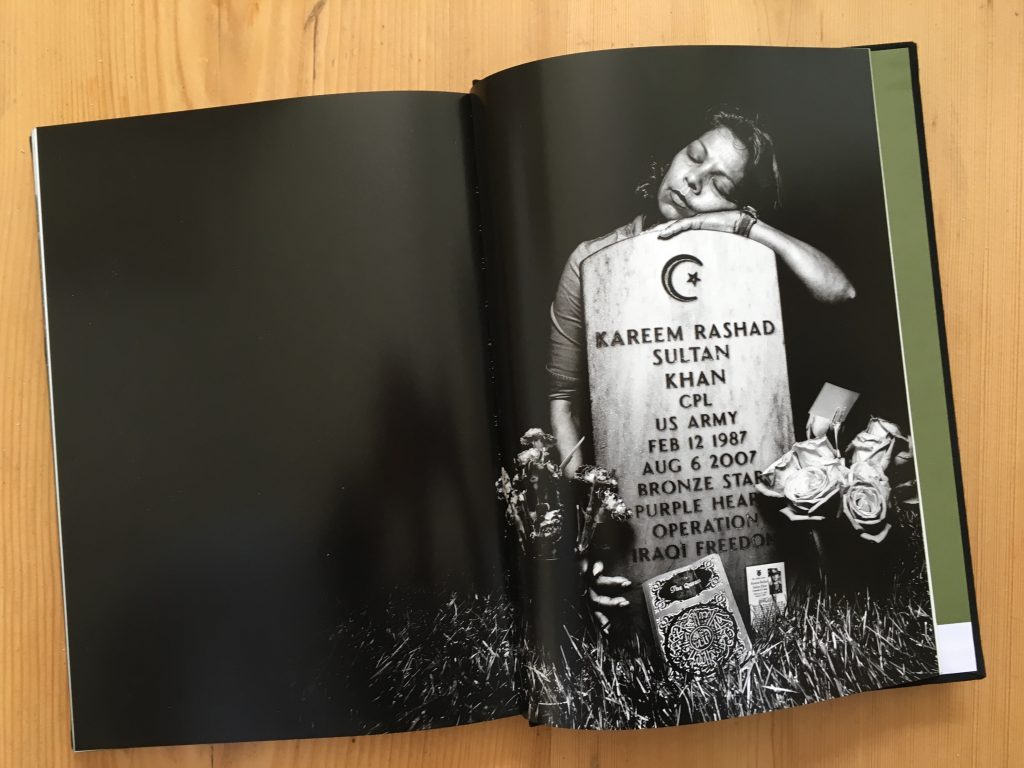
756 436 839 498
842 480 892 543
846 417 904 472
780 460 845 521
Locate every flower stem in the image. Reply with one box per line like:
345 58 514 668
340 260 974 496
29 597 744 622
559 435 587 472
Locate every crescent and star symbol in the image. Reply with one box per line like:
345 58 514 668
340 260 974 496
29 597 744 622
660 254 704 302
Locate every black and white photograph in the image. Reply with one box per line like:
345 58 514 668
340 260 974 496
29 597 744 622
476 45 940 728
31 41 982 752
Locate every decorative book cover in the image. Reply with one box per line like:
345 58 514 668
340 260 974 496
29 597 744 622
642 555 751 677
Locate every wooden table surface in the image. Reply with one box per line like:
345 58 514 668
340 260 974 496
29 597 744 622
2 1 1020 765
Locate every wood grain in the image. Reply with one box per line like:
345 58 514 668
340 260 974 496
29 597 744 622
1 1 1020 765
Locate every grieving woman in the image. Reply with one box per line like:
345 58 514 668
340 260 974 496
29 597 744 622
547 107 856 476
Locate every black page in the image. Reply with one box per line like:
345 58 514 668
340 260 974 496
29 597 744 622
34 92 516 749
472 46 939 728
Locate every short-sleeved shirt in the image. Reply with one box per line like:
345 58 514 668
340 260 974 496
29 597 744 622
547 215 646 400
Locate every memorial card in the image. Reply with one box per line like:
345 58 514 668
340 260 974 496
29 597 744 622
746 562 788 633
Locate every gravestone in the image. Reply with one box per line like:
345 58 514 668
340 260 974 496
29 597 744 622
582 229 794 618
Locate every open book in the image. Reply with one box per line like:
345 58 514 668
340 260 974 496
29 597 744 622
32 43 983 750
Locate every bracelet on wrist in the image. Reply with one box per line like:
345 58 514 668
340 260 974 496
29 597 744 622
734 205 759 238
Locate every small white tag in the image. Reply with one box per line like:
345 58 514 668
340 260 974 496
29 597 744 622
808 382 860 424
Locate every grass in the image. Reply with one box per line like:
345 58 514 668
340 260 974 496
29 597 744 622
520 565 937 728
327 502 936 732
325 589 522 733
521 500 939 728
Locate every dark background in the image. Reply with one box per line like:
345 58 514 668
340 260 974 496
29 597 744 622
36 92 513 749
472 46 911 463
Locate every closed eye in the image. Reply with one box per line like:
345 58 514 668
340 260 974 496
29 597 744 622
712 176 735 199
687 140 706 163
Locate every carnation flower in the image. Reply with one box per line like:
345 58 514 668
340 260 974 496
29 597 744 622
520 428 557 450
599 489 630 523
516 447 542 466
573 463 627 553
495 428 635 559
575 464 617 488
533 508 563 540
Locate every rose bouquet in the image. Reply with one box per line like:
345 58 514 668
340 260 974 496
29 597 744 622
755 417 912 544
496 428 630 560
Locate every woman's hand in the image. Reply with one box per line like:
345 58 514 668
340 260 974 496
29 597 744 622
580 557 631 634
656 211 742 239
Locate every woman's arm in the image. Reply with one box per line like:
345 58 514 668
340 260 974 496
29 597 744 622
657 212 856 304
747 220 856 303
551 397 584 475
553 396 633 630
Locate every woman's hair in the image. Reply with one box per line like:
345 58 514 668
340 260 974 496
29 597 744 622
636 106 783 223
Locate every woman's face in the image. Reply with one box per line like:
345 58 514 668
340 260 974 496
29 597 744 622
657 127 750 220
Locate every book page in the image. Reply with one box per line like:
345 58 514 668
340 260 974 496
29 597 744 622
34 92 516 749
472 44 974 729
